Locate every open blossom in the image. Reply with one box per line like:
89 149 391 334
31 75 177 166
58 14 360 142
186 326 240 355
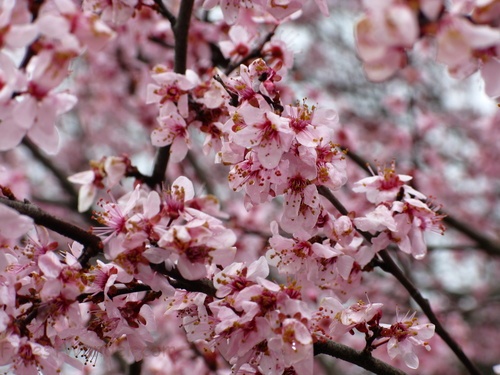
68 156 130 212
146 67 199 118
381 312 435 369
355 1 419 81
436 15 500 81
151 102 191 162
353 164 425 204
219 25 254 61
232 100 293 169
152 219 237 280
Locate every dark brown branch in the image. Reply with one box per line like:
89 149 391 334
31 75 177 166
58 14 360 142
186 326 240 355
0 196 102 266
128 361 142 375
148 0 195 189
318 186 481 375
314 341 407 375
150 263 217 297
442 214 500 256
152 0 176 25
377 250 480 375
22 138 79 205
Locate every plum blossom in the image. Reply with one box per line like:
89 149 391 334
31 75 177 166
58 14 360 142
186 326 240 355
154 219 237 280
219 25 255 61
0 204 33 240
436 15 500 80
68 156 130 212
151 102 191 163
355 1 419 81
232 100 293 169
147 67 199 118
380 312 435 369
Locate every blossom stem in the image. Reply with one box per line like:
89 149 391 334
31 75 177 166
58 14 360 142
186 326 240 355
152 0 176 26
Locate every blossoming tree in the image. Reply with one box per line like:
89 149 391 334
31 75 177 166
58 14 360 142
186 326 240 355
0 0 499 374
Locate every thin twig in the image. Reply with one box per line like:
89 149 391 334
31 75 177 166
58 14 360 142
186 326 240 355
152 0 176 25
318 186 481 375
22 138 79 205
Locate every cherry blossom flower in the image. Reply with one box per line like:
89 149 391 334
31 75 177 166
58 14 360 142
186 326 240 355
151 102 191 163
353 163 425 204
147 68 199 118
68 156 130 212
0 204 33 240
219 25 254 61
232 100 293 169
380 312 435 369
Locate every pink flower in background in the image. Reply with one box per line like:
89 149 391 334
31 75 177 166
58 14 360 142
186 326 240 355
355 2 419 81
219 25 254 61
0 204 33 240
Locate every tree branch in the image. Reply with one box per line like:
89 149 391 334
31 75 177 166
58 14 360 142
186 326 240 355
377 250 481 375
317 186 481 375
148 0 195 189
22 138 79 206
314 341 407 375
0 196 102 267
152 0 176 25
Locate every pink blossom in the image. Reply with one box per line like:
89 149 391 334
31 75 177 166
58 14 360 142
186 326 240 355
233 100 293 169
436 16 500 79
381 312 435 369
147 68 199 118
353 164 424 204
219 25 254 61
354 204 397 233
151 102 191 163
0 204 33 240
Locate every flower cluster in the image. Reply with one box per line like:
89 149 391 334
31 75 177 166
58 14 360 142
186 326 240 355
0 0 114 153
355 0 500 98
166 259 435 374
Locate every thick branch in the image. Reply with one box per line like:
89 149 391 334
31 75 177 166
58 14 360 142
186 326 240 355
0 197 102 266
148 0 195 189
318 186 481 375
173 0 194 75
314 341 407 375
